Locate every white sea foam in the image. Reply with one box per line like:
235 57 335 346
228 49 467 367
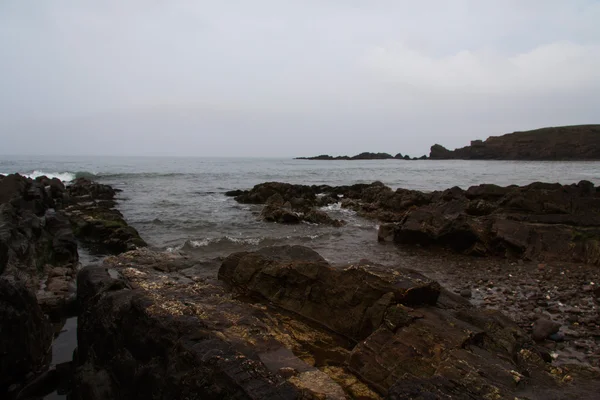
321 202 342 211
1 170 96 182
26 170 77 182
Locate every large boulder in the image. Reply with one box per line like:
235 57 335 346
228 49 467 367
219 246 440 340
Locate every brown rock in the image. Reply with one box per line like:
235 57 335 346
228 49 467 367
220 245 441 340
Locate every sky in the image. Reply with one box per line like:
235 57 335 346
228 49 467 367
1 1 599 157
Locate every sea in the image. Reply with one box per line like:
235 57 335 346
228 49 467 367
3 155 600 266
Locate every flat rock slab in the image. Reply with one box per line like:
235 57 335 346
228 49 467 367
74 248 373 400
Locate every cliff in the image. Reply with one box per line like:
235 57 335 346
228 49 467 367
430 125 600 160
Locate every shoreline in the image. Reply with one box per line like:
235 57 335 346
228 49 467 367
2 173 600 399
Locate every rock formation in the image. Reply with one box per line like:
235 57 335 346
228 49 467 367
228 183 345 226
230 180 600 265
73 245 600 399
430 125 600 160
0 174 145 397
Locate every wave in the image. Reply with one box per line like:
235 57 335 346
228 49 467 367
319 202 357 215
1 170 97 182
166 233 326 253
1 170 194 183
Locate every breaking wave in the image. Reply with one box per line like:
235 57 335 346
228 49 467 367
166 233 325 253
0 170 98 182
0 170 194 182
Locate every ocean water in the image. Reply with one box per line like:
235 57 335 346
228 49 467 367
2 155 600 265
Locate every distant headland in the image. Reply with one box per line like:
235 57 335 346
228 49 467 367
295 152 428 161
296 125 600 161
430 124 600 160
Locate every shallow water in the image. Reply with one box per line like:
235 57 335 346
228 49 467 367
3 155 600 264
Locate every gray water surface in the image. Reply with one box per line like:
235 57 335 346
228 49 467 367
3 156 600 263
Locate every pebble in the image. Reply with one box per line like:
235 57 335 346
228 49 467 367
459 289 472 299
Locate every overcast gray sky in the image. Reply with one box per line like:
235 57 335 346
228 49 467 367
1 1 599 157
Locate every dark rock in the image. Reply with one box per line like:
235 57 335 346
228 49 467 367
532 318 561 341
260 204 301 224
459 288 472 298
73 247 600 399
302 209 345 227
220 245 441 340
0 276 52 391
231 179 600 264
296 152 397 160
377 223 397 242
73 249 361 399
65 180 146 254
67 178 117 201
224 189 246 197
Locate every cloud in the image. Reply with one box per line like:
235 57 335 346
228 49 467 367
0 1 599 156
365 41 600 93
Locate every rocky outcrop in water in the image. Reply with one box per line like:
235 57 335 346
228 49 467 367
232 180 600 265
373 181 600 265
429 125 600 160
228 183 346 226
65 178 147 254
73 246 600 399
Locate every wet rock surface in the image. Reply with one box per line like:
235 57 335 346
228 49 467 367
259 193 345 226
74 246 600 399
65 178 147 254
413 251 600 369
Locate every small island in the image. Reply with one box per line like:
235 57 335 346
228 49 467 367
298 125 600 162
296 152 428 160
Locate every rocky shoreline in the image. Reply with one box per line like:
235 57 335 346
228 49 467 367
0 174 145 399
2 174 600 399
